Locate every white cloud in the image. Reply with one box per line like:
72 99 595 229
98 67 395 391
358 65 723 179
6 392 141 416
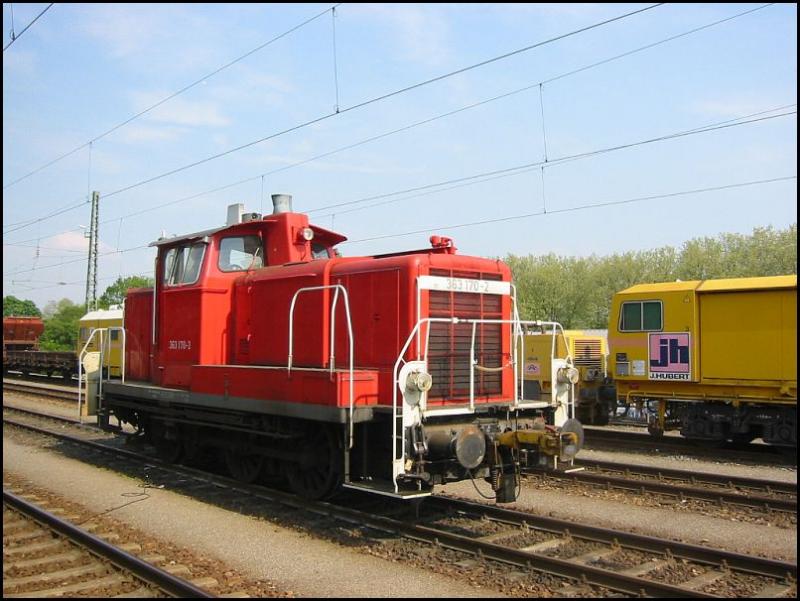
47 231 114 254
80 5 173 60
131 91 230 127
347 4 453 67
119 124 185 144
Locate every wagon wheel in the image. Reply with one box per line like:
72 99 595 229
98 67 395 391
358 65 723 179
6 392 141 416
225 449 265 483
730 432 756 445
285 425 342 500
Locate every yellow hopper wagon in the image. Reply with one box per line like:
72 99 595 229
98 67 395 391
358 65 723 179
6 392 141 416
608 275 796 449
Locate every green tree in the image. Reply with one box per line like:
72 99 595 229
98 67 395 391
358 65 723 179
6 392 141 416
3 295 41 317
503 223 796 330
39 299 86 351
97 275 154 309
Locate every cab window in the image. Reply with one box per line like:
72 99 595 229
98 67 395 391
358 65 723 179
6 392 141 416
311 242 330 260
620 300 662 331
163 242 206 286
219 235 263 271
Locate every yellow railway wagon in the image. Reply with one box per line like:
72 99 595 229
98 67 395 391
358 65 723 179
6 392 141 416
522 330 615 424
609 275 796 447
78 307 124 378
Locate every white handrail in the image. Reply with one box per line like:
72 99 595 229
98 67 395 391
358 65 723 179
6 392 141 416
391 315 567 491
77 326 126 423
469 321 477 412
287 285 355 449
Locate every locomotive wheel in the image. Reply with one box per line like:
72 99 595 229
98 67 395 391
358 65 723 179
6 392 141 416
225 450 265 483
154 433 183 463
182 426 201 464
285 425 342 500
151 423 183 463
688 437 726 449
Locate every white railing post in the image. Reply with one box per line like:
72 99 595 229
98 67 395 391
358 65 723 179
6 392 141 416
77 327 108 422
469 321 477 412
288 285 355 449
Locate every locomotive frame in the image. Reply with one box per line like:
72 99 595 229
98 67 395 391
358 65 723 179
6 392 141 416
98 196 582 502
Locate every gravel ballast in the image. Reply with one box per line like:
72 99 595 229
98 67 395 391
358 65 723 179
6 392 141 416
3 435 504 598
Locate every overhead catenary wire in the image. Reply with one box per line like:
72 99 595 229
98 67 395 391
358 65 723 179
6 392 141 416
6 103 796 249
2 3 342 190
307 109 797 216
4 3 664 228
343 175 798 245
5 2 773 240
6 271 153 294
3 3 53 52
7 172 795 279
96 4 664 200
5 244 150 278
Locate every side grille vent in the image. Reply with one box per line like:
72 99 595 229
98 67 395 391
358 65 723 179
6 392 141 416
572 339 603 368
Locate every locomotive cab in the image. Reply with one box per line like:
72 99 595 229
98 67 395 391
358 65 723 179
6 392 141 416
103 194 583 503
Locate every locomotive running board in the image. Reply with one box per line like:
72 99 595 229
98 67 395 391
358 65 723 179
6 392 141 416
342 481 431 499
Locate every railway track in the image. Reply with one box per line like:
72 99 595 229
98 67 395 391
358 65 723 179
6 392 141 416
4 400 796 517
3 491 213 598
584 425 796 464
526 459 797 513
3 379 78 402
5 378 795 466
3 410 796 598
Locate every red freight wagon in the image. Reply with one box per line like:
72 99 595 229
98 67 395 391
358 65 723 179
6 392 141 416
102 195 582 502
3 316 44 351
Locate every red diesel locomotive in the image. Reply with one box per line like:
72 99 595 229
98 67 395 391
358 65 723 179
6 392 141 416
102 194 581 502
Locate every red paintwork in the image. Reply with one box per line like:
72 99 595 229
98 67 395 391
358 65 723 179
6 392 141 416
127 209 514 414
124 288 153 381
3 316 44 349
190 365 379 407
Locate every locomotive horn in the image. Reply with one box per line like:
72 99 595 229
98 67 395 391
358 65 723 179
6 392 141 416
271 194 293 214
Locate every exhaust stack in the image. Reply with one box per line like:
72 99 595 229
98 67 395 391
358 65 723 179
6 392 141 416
271 194 293 214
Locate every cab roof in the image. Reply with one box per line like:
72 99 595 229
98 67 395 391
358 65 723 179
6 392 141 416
80 308 123 322
148 217 347 247
617 275 797 296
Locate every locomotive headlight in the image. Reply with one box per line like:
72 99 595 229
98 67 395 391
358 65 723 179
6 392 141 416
405 370 433 394
301 227 314 241
557 366 580 385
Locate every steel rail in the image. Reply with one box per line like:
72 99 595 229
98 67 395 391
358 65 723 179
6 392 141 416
428 496 796 581
3 381 78 402
526 467 797 512
574 457 798 494
583 425 793 461
2 416 703 597
3 373 79 388
5 415 796 596
3 403 83 423
2 491 214 598
8 401 793 509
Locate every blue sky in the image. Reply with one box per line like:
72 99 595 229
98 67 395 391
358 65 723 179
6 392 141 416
3 3 797 307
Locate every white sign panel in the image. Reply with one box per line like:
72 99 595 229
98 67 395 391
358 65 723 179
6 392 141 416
418 275 511 296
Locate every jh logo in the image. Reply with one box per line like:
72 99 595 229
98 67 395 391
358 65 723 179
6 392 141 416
648 333 691 376
651 337 689 368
